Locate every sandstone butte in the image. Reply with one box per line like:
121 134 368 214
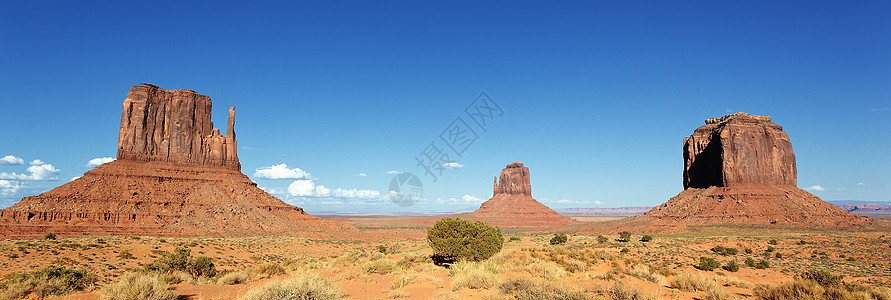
0 83 352 238
466 162 578 226
636 112 880 231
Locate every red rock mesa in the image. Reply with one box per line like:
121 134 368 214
470 162 578 226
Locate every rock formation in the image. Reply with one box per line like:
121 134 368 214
118 83 239 169
641 112 877 231
470 162 577 226
0 84 352 238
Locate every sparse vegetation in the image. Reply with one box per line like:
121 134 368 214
427 218 503 262
618 231 632 242
449 261 498 291
499 278 592 300
597 235 608 243
0 265 96 299
363 258 398 275
800 269 843 287
550 233 568 245
670 272 719 292
100 273 176 300
242 272 344 300
143 247 217 278
721 260 739 272
640 235 653 242
710 245 739 256
697 257 721 271
217 271 250 285
43 232 56 240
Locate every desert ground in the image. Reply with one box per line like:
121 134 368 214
1 216 889 299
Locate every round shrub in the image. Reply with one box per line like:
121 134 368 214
427 218 503 262
550 233 568 245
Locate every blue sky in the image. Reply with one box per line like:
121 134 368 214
1 1 888 213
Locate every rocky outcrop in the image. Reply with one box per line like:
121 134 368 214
118 83 239 169
0 84 353 238
471 162 577 226
683 112 796 188
493 162 532 195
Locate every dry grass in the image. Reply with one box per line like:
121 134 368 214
523 259 566 280
717 275 755 289
450 261 498 291
252 262 285 279
670 272 719 292
754 280 891 300
217 271 250 285
363 258 398 275
390 272 444 289
628 264 665 285
99 273 176 300
242 272 344 300
499 278 592 300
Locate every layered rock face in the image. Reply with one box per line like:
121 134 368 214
0 84 351 238
683 112 796 188
640 112 877 231
118 83 239 169
472 162 577 226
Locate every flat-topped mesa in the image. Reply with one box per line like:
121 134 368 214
117 83 240 170
493 162 532 196
683 112 796 189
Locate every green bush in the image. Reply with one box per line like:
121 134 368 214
800 269 843 287
710 245 739 256
43 232 56 240
744 257 756 268
596 235 608 243
696 257 721 271
618 231 632 242
550 233 568 245
640 235 653 242
765 246 775 252
756 259 770 269
769 239 778 245
744 248 753 254
427 218 503 262
143 247 217 278
1 265 97 298
775 252 783 259
508 237 522 242
722 261 740 272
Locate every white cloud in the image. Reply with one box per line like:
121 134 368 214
462 194 482 202
385 170 403 174
856 182 865 186
355 173 367 177
805 185 825 192
0 162 60 180
0 180 23 197
443 162 465 170
29 159 45 166
254 164 312 180
287 180 315 196
70 176 81 182
334 188 380 198
87 157 115 167
594 200 604 205
0 155 24 165
314 184 331 196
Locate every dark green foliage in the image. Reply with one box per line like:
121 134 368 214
696 257 720 271
744 248 753 254
765 246 775 252
550 233 568 245
508 237 521 242
596 235 608 243
775 252 783 259
722 260 740 272
427 218 503 262
756 259 770 269
744 257 756 268
377 245 388 253
620 248 630 254
800 269 843 287
143 247 217 278
796 240 808 245
640 235 653 242
118 250 135 260
710 245 739 256
618 231 632 242
43 232 56 240
769 239 778 245
0 265 97 297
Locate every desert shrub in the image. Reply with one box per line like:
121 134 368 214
43 232 56 240
500 278 592 300
754 280 825 300
697 257 721 271
717 275 755 289
710 245 738 256
217 271 250 285
620 248 630 254
0 265 97 298
597 235 609 243
606 282 647 300
775 252 783 259
242 272 344 300
143 247 217 278
252 263 285 279
118 250 135 260
640 235 653 242
100 273 176 300
704 287 733 300
744 257 756 268
800 269 843 287
670 272 719 292
396 254 429 271
721 260 739 272
769 239 778 245
427 218 503 262
523 260 565 279
765 246 776 253
550 233 568 245
618 231 632 242
508 236 522 242
756 259 770 269
363 259 397 275
628 264 665 284
745 248 753 254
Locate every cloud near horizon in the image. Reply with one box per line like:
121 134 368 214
385 170 402 174
87 157 115 167
0 155 24 165
287 179 381 199
443 162 465 170
254 163 312 180
0 160 60 181
805 185 825 192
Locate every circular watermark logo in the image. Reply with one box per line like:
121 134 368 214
388 173 423 207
